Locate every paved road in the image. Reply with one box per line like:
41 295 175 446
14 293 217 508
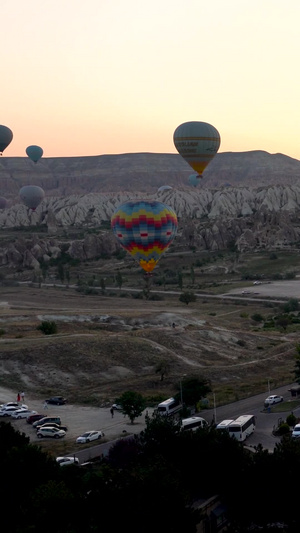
198 382 300 452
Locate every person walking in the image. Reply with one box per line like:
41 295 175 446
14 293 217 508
17 392 20 402
21 392 25 402
110 407 114 418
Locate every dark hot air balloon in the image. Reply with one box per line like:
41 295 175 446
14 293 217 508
26 145 43 163
173 121 220 178
19 185 45 211
111 200 178 273
0 125 13 155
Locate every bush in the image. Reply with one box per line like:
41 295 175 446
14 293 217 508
37 321 57 335
276 423 290 436
251 313 264 322
286 413 297 427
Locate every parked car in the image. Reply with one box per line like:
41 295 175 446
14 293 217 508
0 402 27 410
37 427 66 439
11 409 37 420
112 404 123 411
38 422 68 432
292 424 300 439
26 413 45 424
264 395 283 407
56 456 79 466
45 396 66 405
76 430 104 444
33 416 61 429
0 405 28 417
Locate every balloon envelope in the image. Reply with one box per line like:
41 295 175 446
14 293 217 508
19 185 45 210
111 200 178 273
188 174 200 187
26 145 43 163
173 121 220 176
0 125 13 154
157 185 173 193
0 197 8 209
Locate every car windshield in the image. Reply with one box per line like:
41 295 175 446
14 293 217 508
81 433 90 437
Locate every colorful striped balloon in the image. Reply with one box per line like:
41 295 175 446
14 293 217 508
173 121 220 177
111 200 178 273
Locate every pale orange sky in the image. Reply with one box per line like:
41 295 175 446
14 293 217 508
2 0 300 160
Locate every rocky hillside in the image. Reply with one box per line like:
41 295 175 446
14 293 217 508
2 150 300 271
1 150 300 203
1 185 300 270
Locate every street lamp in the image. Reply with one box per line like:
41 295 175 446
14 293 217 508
180 374 186 409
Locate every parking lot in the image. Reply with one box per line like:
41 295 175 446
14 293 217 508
0 386 153 446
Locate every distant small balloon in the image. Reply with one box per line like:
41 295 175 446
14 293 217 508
26 145 43 163
157 185 173 193
0 125 13 155
188 174 200 187
19 185 45 211
0 196 8 209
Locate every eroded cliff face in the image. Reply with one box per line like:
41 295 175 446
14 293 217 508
2 149 300 271
1 185 300 270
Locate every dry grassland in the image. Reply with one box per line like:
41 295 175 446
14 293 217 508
0 283 298 408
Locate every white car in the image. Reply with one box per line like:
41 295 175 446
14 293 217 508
76 430 104 444
11 409 37 420
0 405 28 417
292 424 300 439
37 427 66 439
0 402 28 410
264 395 283 407
56 456 79 466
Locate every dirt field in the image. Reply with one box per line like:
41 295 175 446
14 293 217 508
0 280 299 414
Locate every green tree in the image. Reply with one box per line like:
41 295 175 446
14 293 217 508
115 271 123 292
65 268 70 287
37 320 57 335
57 263 65 284
179 291 196 305
294 343 300 383
282 298 299 312
178 271 183 290
190 265 195 285
116 391 146 424
175 376 211 412
100 277 106 294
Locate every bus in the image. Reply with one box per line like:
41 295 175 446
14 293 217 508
181 416 208 432
157 397 182 417
216 419 235 431
227 415 256 442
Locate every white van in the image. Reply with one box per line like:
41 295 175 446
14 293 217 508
157 397 182 417
181 416 207 432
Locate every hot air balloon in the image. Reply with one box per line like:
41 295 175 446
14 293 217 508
0 125 13 155
157 185 173 193
26 145 43 163
19 185 45 211
111 200 178 273
188 174 200 187
0 197 8 209
173 121 220 177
